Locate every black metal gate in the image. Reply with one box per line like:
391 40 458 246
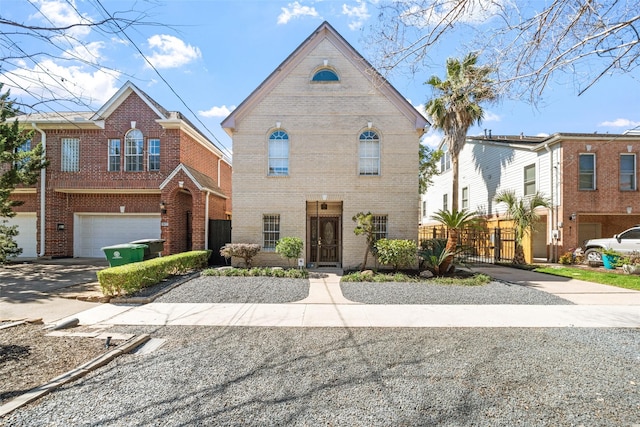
419 226 515 264
208 219 232 265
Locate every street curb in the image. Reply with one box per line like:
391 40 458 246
0 334 151 418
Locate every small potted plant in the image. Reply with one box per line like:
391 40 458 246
601 248 621 269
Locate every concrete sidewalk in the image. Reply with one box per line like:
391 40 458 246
71 266 640 329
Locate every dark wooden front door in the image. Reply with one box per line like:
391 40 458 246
310 216 340 265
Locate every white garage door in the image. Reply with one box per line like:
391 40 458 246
74 214 161 258
3 213 37 258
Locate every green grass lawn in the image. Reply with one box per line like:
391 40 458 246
534 266 640 291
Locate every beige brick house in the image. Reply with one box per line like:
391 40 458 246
222 22 428 269
11 81 231 258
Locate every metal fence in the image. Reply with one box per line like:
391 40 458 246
418 225 516 264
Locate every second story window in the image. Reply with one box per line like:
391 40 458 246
148 139 160 171
125 129 144 172
14 140 30 169
579 153 596 190
61 138 79 172
524 164 536 195
312 68 339 82
443 193 448 211
359 130 380 175
620 153 636 191
440 147 451 172
462 187 469 209
108 139 120 171
268 130 289 176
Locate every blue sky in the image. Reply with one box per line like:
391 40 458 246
2 0 639 154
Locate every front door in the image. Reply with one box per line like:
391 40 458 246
310 216 340 266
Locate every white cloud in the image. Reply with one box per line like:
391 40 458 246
483 111 501 122
32 0 93 38
421 130 443 148
199 105 235 118
2 59 120 106
146 35 202 69
342 1 370 30
599 118 640 128
62 41 105 64
277 1 319 25
401 0 503 28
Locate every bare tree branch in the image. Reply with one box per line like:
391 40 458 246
368 0 640 101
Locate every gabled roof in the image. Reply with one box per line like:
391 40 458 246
221 21 429 135
15 81 230 163
160 163 228 199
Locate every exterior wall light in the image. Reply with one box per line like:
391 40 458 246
627 206 633 214
160 201 167 214
57 223 65 231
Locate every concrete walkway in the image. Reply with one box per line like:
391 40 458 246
71 266 640 329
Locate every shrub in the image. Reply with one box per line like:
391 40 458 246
97 250 210 296
558 251 574 265
374 239 417 271
418 238 454 275
275 237 304 266
202 266 308 279
220 243 261 267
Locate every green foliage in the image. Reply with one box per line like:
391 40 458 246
426 52 496 210
419 238 454 275
353 212 377 271
97 250 210 296
374 238 418 271
419 145 442 194
0 220 21 263
220 243 261 268
275 237 304 266
341 271 490 286
558 251 574 265
202 266 308 279
534 266 640 291
0 85 48 261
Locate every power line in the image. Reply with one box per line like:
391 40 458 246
92 0 233 160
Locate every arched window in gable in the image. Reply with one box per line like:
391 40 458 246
268 130 289 176
312 68 339 82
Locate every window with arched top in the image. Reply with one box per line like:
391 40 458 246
268 130 289 176
312 68 339 82
125 129 144 171
359 130 380 175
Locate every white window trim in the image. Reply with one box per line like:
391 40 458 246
620 153 636 191
579 153 596 191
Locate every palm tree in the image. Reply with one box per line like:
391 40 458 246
431 208 477 273
426 53 497 211
494 190 551 264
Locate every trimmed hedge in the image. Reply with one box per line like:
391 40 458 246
202 266 308 279
97 250 210 296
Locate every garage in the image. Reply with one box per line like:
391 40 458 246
74 214 161 258
3 212 37 258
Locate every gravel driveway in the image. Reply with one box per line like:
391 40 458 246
3 276 638 426
4 326 638 426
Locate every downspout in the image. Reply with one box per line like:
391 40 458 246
217 158 222 188
205 191 210 250
33 123 46 257
545 143 557 262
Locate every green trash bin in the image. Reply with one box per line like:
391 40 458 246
101 243 148 267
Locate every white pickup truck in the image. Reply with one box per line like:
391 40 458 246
583 226 640 263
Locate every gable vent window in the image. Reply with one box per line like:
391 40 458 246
312 68 339 82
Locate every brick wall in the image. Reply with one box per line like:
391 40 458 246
230 37 421 269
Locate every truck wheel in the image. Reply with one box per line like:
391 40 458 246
584 248 603 264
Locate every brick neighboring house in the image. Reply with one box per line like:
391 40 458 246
421 132 640 262
10 81 231 258
222 22 429 269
